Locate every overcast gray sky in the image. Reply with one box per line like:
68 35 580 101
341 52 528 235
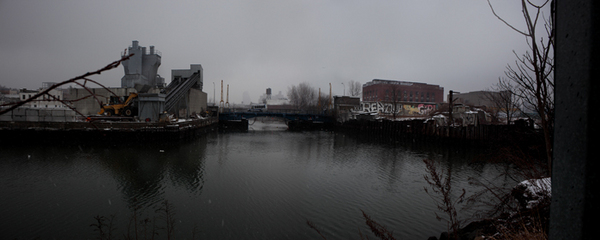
0 0 539 104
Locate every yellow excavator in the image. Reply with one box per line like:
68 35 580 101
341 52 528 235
98 93 139 117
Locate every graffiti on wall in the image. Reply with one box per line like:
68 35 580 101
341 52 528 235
356 101 437 116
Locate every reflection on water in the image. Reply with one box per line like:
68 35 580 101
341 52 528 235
97 136 208 210
0 127 515 239
248 117 288 131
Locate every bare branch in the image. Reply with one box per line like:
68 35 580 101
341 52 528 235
0 53 133 116
487 0 529 36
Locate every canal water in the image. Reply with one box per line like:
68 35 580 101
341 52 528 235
0 121 516 239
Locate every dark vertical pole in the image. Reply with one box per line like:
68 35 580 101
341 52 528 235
551 1 600 239
448 90 453 126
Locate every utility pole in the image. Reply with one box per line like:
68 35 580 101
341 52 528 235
318 88 321 110
448 90 454 126
220 80 224 112
329 83 332 110
226 84 230 109
212 82 215 106
342 82 345 96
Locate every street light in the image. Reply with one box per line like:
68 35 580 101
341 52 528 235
341 82 345 96
212 82 215 106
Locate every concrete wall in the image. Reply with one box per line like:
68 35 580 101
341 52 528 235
68 87 137 116
169 88 207 118
189 88 207 115
0 108 77 122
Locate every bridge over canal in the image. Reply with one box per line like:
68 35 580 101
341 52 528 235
219 111 334 123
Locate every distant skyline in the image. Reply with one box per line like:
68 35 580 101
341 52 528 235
0 0 546 104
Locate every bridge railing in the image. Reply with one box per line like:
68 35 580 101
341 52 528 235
219 110 334 122
221 107 333 116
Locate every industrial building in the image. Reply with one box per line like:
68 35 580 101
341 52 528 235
0 83 75 122
333 96 360 122
65 41 207 122
121 40 165 89
0 40 215 142
258 88 289 105
167 64 207 117
450 90 510 109
362 79 444 103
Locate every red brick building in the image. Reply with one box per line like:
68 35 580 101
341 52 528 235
362 79 444 103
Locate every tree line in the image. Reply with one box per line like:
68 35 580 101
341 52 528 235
286 80 361 112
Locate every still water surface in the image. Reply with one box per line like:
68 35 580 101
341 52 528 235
0 122 514 239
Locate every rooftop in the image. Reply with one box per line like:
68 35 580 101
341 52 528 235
363 79 440 87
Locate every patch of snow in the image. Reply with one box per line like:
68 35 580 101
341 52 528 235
517 177 551 209
518 177 551 197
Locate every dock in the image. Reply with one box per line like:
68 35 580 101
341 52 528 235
0 117 218 145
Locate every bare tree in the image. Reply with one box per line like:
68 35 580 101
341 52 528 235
389 84 402 120
488 0 554 172
348 80 362 97
485 81 521 125
287 82 317 111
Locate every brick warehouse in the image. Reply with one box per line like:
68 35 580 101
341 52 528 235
362 79 444 103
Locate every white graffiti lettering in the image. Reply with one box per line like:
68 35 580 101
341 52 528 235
357 101 437 116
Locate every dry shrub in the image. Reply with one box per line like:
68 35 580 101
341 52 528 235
423 159 466 239
489 215 547 240
361 210 396 240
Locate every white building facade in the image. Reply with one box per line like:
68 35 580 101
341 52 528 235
18 88 66 109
